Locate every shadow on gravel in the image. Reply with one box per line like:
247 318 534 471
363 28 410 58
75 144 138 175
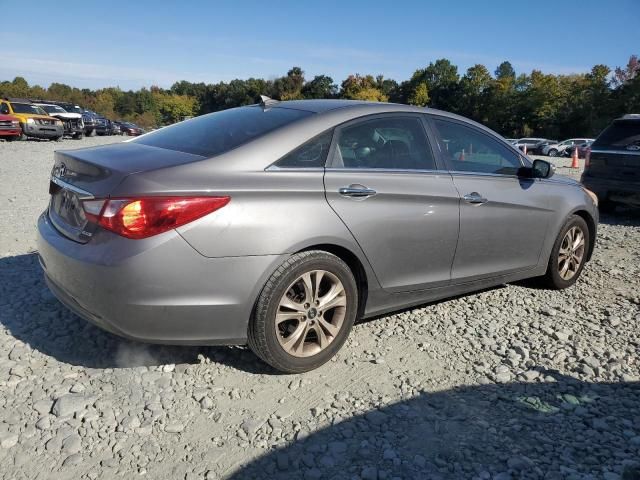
230 375 640 480
0 253 272 373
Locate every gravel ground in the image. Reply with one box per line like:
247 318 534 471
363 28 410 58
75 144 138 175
0 138 639 480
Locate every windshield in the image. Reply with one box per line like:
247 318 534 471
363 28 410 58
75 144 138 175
592 120 640 150
134 106 312 156
40 105 67 114
11 103 47 115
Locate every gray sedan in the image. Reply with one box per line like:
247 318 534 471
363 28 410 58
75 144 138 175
37 99 599 373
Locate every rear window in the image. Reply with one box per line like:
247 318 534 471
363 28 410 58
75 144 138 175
134 106 312 156
592 120 640 150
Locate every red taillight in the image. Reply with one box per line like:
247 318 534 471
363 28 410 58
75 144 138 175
584 147 591 168
83 196 230 239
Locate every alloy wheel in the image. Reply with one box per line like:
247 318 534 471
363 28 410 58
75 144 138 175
275 270 347 358
558 226 585 280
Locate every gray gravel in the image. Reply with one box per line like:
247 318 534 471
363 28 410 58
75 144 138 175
0 138 639 479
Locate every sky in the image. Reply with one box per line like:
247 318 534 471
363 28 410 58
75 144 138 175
1 0 637 90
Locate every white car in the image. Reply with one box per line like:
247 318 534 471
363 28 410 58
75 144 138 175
542 138 594 157
34 103 84 139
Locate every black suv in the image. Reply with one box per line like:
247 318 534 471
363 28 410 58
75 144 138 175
582 114 640 211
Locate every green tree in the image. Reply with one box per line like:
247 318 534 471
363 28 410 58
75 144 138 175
340 75 387 101
407 81 429 106
273 67 305 100
495 61 515 81
302 75 337 99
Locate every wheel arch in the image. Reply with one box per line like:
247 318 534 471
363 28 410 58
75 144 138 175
571 209 597 262
296 243 369 319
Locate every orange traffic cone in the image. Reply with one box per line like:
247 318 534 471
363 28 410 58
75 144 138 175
571 146 579 168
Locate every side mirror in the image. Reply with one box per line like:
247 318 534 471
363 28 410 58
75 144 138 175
532 159 554 179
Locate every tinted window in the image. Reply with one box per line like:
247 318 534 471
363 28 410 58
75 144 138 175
433 118 522 175
332 117 436 170
0 103 9 115
592 121 640 150
134 106 312 156
274 130 333 168
10 103 46 115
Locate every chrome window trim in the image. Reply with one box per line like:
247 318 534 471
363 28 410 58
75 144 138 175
50 176 95 200
324 167 450 175
265 165 325 172
448 170 521 179
590 149 640 156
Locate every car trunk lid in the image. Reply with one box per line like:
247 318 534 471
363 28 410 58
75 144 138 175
48 142 205 243
586 149 640 181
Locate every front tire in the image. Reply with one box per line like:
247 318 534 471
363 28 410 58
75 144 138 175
248 251 358 373
548 149 558 157
541 215 590 289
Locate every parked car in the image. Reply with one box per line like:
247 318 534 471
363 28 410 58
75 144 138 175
45 101 98 137
512 138 549 154
564 141 593 159
94 116 114 136
34 103 84 139
0 98 63 140
582 114 640 211
37 99 599 373
110 122 121 135
0 113 21 141
542 138 595 157
116 121 144 136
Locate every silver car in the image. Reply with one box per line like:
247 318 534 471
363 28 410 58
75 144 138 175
37 99 599 373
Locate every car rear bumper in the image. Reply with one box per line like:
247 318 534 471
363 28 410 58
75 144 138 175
23 122 63 139
37 211 284 345
581 176 640 207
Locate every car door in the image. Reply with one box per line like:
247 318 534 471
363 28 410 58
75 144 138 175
428 115 553 283
323 114 460 293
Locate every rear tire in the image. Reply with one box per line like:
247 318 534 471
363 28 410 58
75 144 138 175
88 128 97 137
73 132 84 140
248 251 358 373
540 215 590 290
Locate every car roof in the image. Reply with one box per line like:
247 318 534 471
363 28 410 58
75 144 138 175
270 99 484 126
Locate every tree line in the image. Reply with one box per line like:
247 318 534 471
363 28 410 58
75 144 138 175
1 55 638 139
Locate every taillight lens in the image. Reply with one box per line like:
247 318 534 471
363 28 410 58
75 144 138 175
82 196 230 239
584 147 591 168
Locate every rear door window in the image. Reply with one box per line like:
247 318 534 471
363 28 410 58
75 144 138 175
592 121 640 150
134 106 312 157
330 116 436 170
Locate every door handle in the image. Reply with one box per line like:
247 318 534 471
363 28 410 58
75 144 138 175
339 185 377 198
463 192 488 204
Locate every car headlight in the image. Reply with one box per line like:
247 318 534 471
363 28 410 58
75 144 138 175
26 118 35 124
582 187 599 207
